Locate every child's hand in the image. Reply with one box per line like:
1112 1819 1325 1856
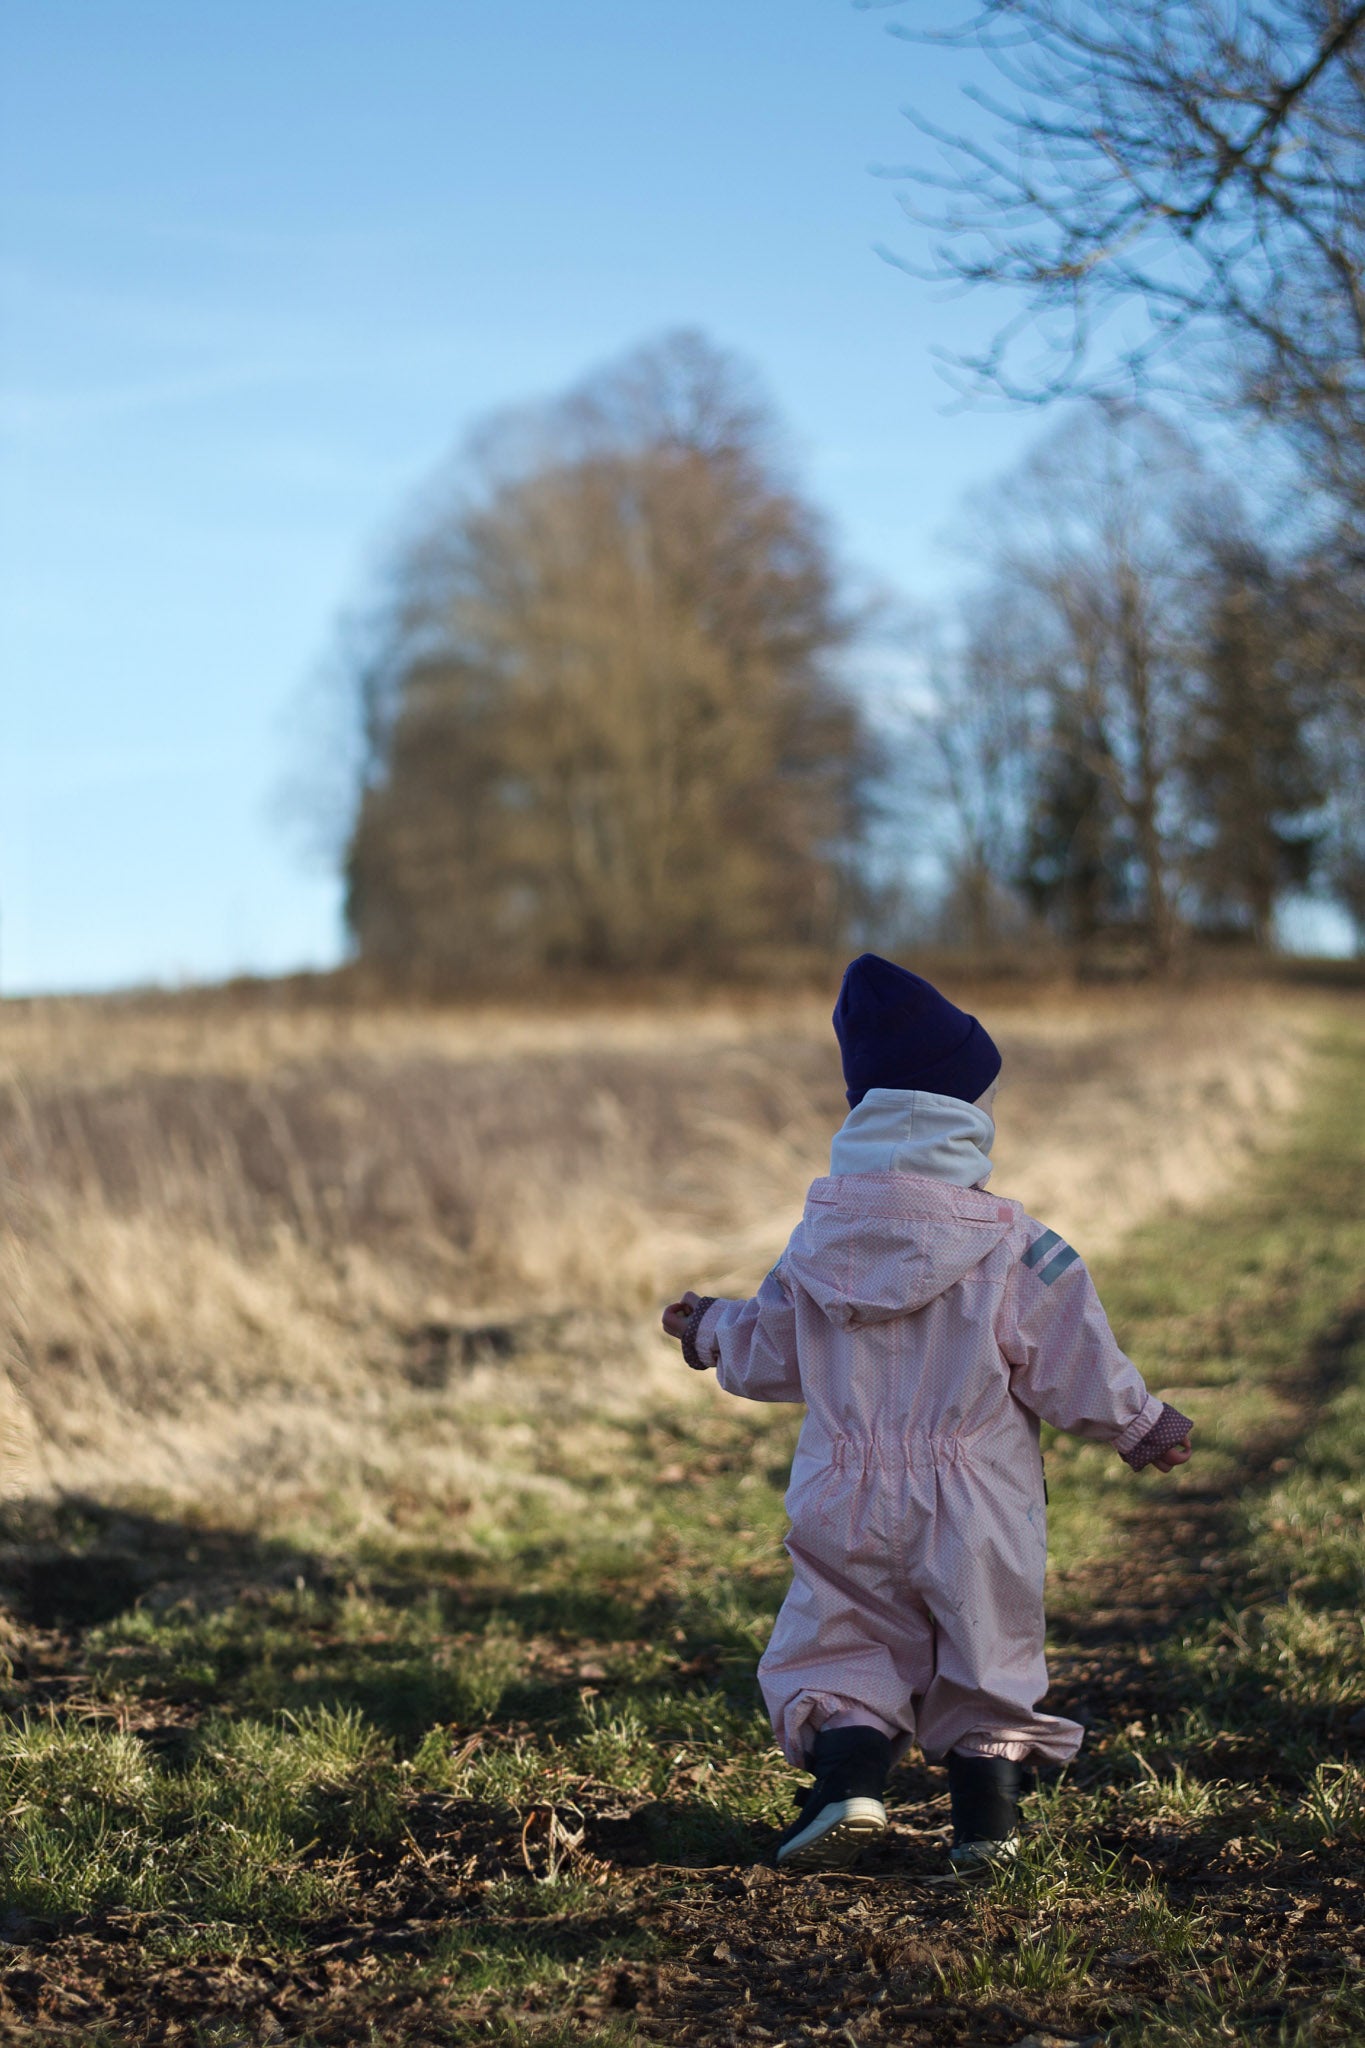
662 1291 703 1341
1151 1438 1193 1474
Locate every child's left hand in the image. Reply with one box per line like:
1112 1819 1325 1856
1151 1438 1193 1473
662 1291 703 1341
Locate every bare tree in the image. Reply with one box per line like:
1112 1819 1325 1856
919 410 1217 961
996 410 1211 959
869 0 1365 501
1180 533 1324 943
918 408 1342 953
914 594 1044 949
342 333 871 981
1276 551 1365 942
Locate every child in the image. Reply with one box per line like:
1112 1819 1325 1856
661 954 1192 1878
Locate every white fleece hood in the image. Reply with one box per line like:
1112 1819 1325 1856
828 1087 995 1189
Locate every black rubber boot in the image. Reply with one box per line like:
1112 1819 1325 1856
947 1751 1021 1840
775 1726 891 1871
946 1751 1023 1878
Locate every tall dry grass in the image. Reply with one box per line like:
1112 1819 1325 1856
0 980 1320 1524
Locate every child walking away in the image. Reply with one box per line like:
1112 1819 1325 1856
662 955 1193 1879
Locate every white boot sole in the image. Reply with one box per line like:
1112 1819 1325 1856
776 1797 887 1871
948 1835 1022 1881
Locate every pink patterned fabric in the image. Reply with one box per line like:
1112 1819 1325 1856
691 1173 1168 1767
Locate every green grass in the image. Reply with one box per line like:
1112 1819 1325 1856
0 1016 1363 2042
967 1017 1365 2044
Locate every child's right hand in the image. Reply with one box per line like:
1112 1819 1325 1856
1151 1438 1193 1473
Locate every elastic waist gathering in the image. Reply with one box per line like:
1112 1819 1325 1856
813 1427 996 1470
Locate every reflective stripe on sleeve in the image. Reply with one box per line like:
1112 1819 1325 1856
1036 1243 1080 1286
1021 1229 1062 1270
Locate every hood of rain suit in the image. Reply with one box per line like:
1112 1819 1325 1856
828 1087 995 1187
783 1090 1013 1330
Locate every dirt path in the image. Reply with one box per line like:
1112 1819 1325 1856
1049 1295 1365 1666
564 1302 1365 2047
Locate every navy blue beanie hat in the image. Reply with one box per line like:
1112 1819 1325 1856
833 953 1002 1109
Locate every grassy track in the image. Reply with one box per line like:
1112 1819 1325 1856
0 1017 1362 2044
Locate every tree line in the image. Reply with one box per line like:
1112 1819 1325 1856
331 0 1365 977
914 405 1359 962
334 331 1362 977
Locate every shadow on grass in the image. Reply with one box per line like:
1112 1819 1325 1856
587 1797 768 1868
0 1493 780 1753
0 1495 327 1630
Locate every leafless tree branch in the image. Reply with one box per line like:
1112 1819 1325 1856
876 0 1365 497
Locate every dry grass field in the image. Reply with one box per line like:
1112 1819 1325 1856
0 979 1314 1513
0 973 1360 2047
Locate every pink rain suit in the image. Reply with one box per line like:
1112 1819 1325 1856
689 1092 1165 1768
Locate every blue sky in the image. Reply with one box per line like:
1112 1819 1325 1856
0 2 1140 993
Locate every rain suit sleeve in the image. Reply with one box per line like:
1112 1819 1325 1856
692 1264 803 1404
999 1233 1165 1462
